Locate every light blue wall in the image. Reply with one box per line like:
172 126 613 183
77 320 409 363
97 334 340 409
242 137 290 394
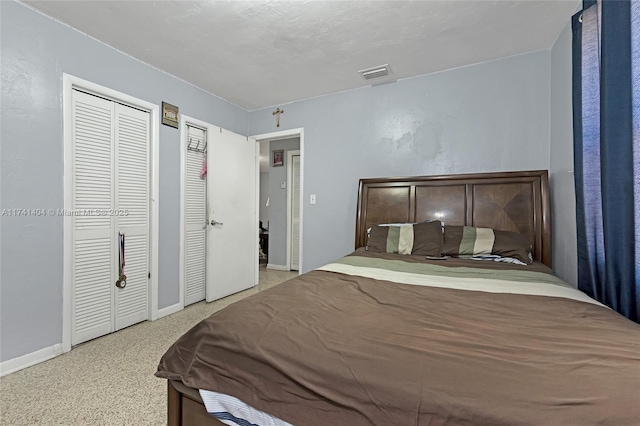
266 138 300 267
249 51 552 272
550 21 578 286
0 1 247 362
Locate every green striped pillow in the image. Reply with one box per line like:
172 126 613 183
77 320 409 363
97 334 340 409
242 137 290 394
367 221 443 256
442 226 533 264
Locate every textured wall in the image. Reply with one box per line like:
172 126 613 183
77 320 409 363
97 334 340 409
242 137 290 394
0 2 246 362
250 51 552 272
550 21 578 286
2 0 571 366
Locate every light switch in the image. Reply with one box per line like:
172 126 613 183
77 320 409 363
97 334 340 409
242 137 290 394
310 194 316 204
280 181 286 189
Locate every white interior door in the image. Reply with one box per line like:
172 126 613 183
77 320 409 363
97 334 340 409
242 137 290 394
184 125 207 306
206 128 257 301
290 154 301 271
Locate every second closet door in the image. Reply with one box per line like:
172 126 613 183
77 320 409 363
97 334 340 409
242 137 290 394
184 125 207 306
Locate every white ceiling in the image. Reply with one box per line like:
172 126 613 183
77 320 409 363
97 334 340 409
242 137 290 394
25 0 579 111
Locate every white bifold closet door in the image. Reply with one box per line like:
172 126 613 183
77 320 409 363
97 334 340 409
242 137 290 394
71 90 149 346
114 102 150 330
290 155 301 271
184 125 207 306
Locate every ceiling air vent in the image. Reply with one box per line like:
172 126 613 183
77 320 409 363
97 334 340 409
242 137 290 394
358 64 391 81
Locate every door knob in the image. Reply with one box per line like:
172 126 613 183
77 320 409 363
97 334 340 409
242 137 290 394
210 219 223 226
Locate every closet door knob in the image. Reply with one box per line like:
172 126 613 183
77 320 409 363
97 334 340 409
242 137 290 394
210 219 223 226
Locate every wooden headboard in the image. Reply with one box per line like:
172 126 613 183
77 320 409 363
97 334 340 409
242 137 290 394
355 170 551 267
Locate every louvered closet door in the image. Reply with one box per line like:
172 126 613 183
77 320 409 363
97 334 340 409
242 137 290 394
291 155 301 271
184 125 207 306
71 91 150 345
114 103 150 330
71 91 115 345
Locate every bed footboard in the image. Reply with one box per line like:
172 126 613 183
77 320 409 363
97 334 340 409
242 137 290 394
167 380 225 426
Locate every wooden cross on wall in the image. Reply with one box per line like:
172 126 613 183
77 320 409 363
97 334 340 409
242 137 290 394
272 108 284 127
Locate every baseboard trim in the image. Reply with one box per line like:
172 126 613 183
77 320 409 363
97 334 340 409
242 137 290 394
157 302 183 319
266 264 289 271
0 343 64 377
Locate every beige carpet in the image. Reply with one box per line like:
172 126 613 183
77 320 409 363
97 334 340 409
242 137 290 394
0 266 297 426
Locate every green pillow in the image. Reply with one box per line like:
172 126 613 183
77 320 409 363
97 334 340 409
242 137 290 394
367 221 443 257
442 226 533 264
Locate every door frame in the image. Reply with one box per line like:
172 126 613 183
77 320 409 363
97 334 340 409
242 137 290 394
286 150 301 271
62 74 160 353
179 115 213 309
250 128 304 275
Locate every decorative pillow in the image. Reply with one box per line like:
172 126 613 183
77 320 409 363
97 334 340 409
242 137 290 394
442 226 533 264
367 221 443 256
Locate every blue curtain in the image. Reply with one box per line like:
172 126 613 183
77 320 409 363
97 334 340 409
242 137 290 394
572 0 640 323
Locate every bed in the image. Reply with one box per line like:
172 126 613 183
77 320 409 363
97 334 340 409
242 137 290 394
156 170 640 426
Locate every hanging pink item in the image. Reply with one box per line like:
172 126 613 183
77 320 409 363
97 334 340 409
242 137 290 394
200 152 207 179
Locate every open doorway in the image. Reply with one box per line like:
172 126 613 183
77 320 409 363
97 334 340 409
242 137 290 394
253 128 304 280
258 140 270 265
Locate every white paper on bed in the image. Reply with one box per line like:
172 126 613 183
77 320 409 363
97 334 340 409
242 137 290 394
199 389 293 426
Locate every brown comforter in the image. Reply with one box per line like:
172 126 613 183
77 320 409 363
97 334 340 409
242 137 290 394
156 251 640 425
